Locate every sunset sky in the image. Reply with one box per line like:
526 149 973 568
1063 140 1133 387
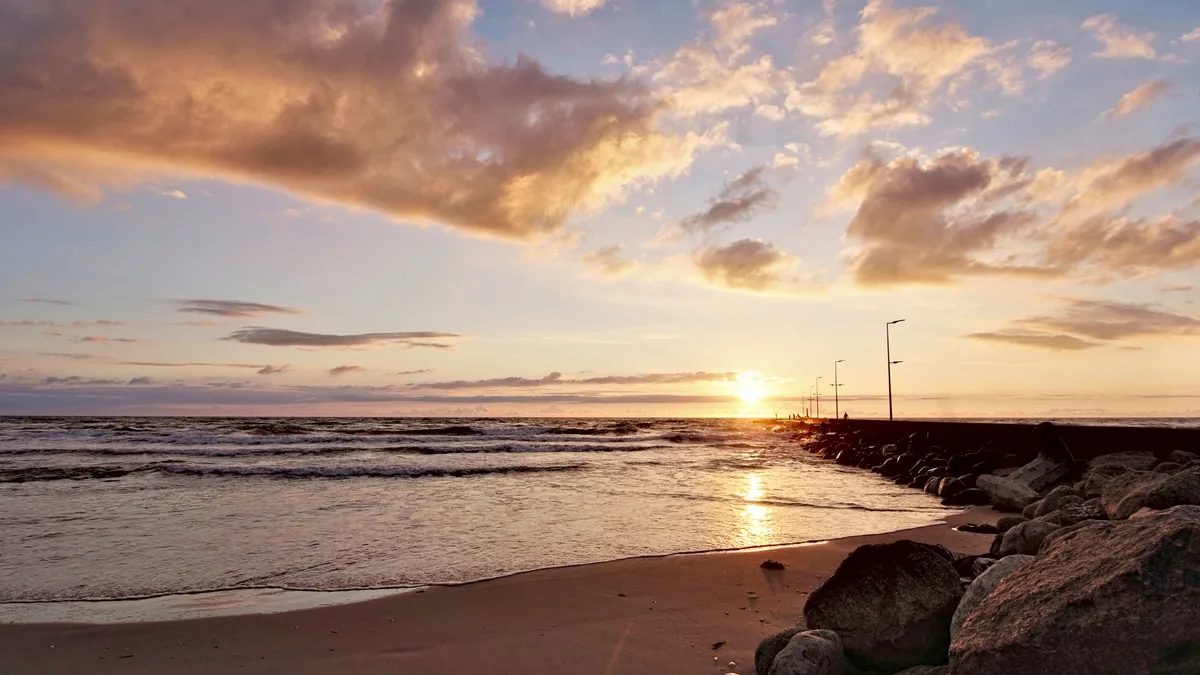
1 0 1198 417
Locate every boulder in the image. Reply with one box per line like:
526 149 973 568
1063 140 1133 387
757 628 806 675
923 477 941 494
1034 494 1082 519
1082 463 1135 498
997 520 1059 557
1169 450 1198 465
1005 422 1077 492
949 555 1034 639
1021 499 1042 519
995 515 1027 532
1035 499 1107 527
950 506 1200 675
970 557 997 577
940 488 989 506
1037 485 1084 514
766 630 845 675
1090 451 1158 472
803 540 963 672
1104 468 1200 520
893 668 948 675
1155 462 1183 474
976 475 1039 512
937 477 965 500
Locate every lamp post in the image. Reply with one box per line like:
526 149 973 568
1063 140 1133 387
886 319 906 421
832 359 845 418
815 376 822 419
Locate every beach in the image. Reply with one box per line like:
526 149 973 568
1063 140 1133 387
0 507 999 675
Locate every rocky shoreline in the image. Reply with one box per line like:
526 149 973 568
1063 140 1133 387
755 420 1200 675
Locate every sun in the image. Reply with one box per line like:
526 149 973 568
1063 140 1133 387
736 371 766 406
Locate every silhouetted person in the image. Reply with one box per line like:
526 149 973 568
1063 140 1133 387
843 412 849 420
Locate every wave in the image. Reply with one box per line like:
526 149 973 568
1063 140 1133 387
0 442 674 458
1 462 586 482
155 463 586 480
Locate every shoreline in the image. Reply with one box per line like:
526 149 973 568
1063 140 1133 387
1 509 967 625
0 507 1001 675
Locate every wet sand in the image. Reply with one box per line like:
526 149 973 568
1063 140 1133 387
0 507 999 675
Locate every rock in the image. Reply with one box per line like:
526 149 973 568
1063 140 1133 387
757 628 805 675
1034 494 1081 519
970 558 997 577
949 555 1034 639
1128 507 1158 519
937 477 965 499
923 477 941 494
995 515 1026 532
893 668 948 675
1036 498 1107 527
767 630 845 675
803 540 962 672
1082 463 1135 498
1169 450 1198 465
908 477 928 489
1090 450 1158 472
761 559 786 570
951 555 980 577
949 506 1200 675
1155 462 1183 473
1038 485 1084 513
1021 500 1042 519
1005 422 1077 492
976 475 1039 512
997 520 1059 556
1104 468 1200 520
940 488 989 506
956 523 999 535
957 474 978 489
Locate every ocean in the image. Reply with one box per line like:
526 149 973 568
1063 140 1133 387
1 415 1192 623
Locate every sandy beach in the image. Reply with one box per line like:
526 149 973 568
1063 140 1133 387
0 507 998 675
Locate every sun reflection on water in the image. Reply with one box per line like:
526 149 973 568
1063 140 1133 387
735 472 776 548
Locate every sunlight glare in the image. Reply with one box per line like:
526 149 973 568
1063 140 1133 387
736 371 766 406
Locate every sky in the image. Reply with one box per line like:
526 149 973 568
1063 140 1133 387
0 0 1198 418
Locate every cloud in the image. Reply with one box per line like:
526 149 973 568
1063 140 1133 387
830 147 1048 286
412 371 741 390
827 137 1200 286
1027 41 1071 79
119 361 265 369
675 166 780 238
394 369 433 376
43 376 127 386
1 319 129 327
786 0 1006 136
176 299 302 318
1017 299 1200 341
1163 284 1194 292
70 336 146 344
539 0 607 16
964 331 1099 351
39 352 106 360
0 0 708 241
328 365 365 377
17 298 73 306
128 377 155 385
1082 14 1158 60
153 187 188 199
1105 79 1175 117
257 365 292 376
694 239 799 292
581 245 637 277
1183 27 1200 42
223 328 460 348
648 2 789 118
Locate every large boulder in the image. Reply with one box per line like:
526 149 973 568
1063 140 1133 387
1034 485 1084 516
996 520 1059 556
976 475 1039 512
1006 422 1078 492
1035 499 1107 527
995 515 1026 532
950 555 1034 639
1090 451 1158 472
803 540 963 672
1103 468 1200 520
758 628 806 675
949 506 1200 675
766 630 845 675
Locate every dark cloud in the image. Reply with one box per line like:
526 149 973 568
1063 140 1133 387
175 299 302 318
329 365 365 377
678 167 779 237
17 298 73 306
964 331 1099 351
257 365 291 376
581 245 636 277
42 376 125 385
39 352 106 360
0 319 127 327
222 328 460 348
694 239 798 292
394 369 434 376
119 361 265 369
0 0 702 240
412 371 739 390
76 336 145 344
127 377 155 385
1045 215 1200 274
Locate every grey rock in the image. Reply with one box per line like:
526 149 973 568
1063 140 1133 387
767 630 845 675
803 540 962 672
995 515 1026 532
1009 455 1072 493
1101 470 1157 520
1155 462 1183 474
1034 494 1082 519
1169 450 1198 465
1104 468 1200 520
998 520 1059 556
970 557 996 576
950 506 1200 675
1036 498 1107 527
1036 485 1085 514
976 475 1039 512
1090 451 1158 472
757 628 806 675
1021 499 1042 519
950 555 1034 639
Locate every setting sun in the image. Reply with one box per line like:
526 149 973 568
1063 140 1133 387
736 371 767 406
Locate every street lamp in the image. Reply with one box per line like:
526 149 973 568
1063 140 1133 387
831 359 845 419
887 319 906 421
815 376 822 419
